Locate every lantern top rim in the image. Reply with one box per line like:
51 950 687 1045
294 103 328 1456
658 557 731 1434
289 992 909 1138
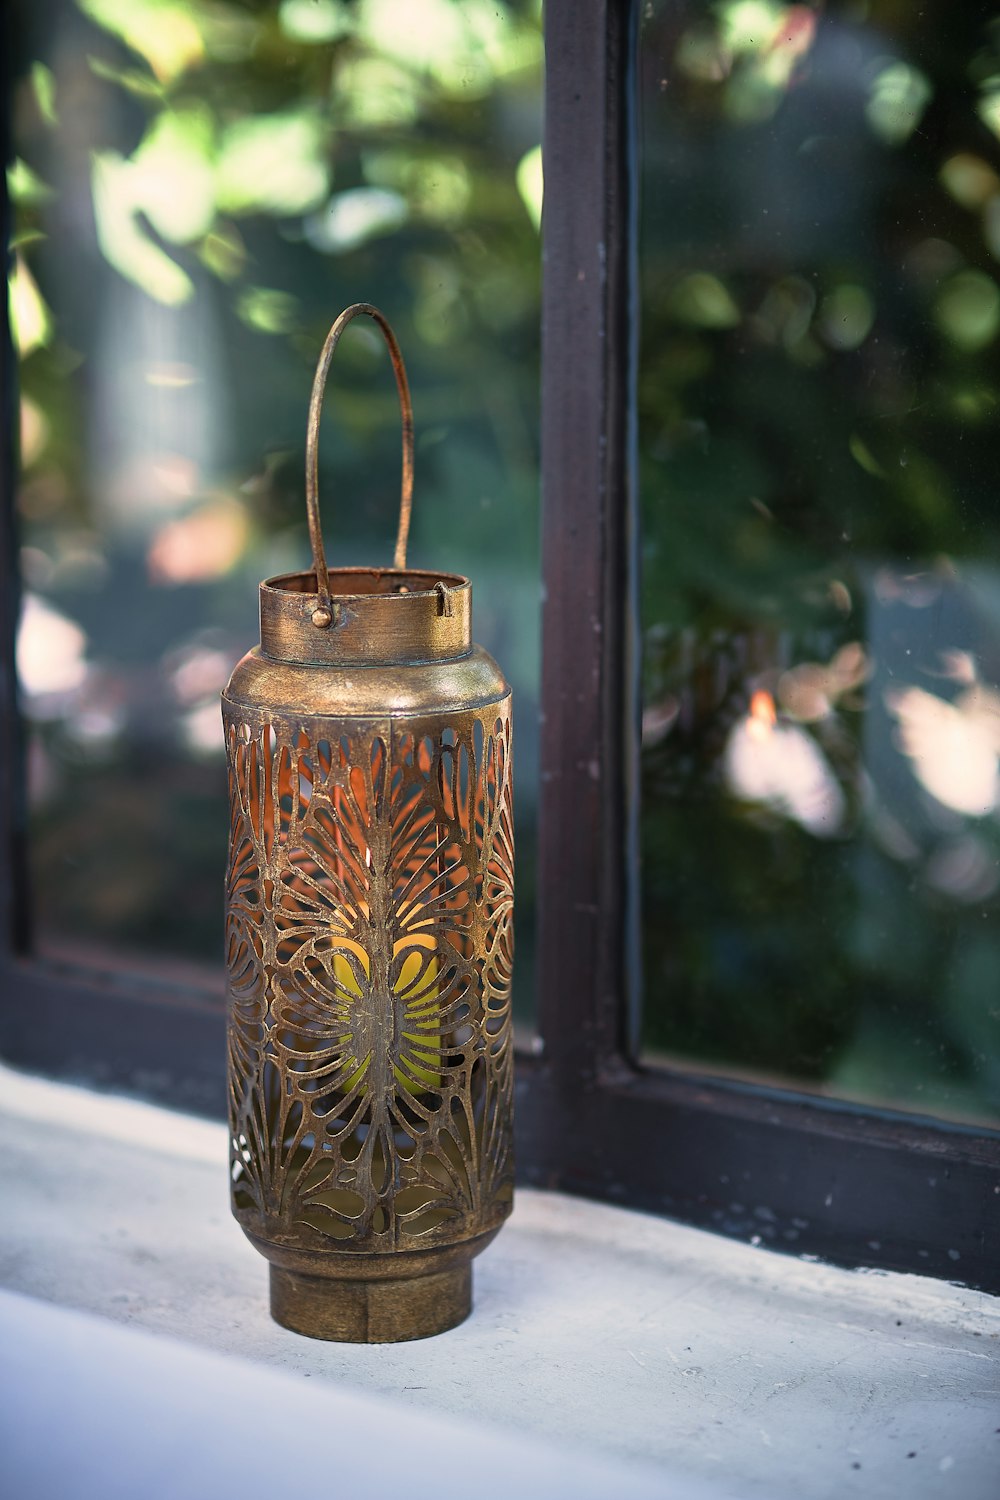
262 566 470 602
258 567 474 668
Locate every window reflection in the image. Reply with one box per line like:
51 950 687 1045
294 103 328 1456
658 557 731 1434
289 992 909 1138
11 0 542 1015
640 0 1000 1123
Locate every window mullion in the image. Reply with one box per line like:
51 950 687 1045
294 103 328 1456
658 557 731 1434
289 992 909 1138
536 0 640 1081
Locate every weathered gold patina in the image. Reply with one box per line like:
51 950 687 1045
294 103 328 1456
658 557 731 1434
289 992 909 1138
222 306 514 1342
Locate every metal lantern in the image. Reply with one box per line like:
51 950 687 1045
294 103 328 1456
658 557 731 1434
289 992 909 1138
222 305 514 1343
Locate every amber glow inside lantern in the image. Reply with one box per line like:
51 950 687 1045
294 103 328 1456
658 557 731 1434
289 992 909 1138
222 305 514 1342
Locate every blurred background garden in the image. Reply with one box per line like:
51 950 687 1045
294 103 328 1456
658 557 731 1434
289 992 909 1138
640 0 1000 1124
9 0 1000 1124
9 0 543 1014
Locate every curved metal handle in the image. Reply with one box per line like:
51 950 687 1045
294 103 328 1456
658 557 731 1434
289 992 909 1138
305 303 414 626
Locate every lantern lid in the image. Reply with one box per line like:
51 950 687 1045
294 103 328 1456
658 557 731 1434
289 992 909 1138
259 565 472 667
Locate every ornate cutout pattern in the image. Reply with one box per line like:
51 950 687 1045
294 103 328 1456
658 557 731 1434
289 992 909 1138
223 703 514 1252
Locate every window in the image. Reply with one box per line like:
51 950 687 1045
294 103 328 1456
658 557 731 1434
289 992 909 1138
639 0 1000 1132
4 0 542 1099
4 0 998 1291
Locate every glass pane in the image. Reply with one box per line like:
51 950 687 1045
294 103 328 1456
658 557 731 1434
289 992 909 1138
10 0 542 1022
639 0 1000 1124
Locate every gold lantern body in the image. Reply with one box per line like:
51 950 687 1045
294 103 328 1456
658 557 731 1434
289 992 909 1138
222 307 514 1342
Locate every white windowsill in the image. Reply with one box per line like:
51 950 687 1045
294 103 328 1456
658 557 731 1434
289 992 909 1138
1 1061 997 1500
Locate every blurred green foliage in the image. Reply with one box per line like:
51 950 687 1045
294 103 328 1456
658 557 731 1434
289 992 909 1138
640 0 1000 1123
10 0 542 1014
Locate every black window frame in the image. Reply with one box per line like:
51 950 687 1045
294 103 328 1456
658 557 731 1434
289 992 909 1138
3 0 998 1292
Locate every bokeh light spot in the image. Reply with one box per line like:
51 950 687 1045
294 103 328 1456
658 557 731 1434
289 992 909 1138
934 270 1000 352
668 272 741 329
818 284 875 352
516 145 543 232
866 61 932 146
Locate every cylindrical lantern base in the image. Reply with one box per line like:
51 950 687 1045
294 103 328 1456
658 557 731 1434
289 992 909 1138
269 1263 473 1344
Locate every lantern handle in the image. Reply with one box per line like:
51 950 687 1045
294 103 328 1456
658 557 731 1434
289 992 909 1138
305 302 414 625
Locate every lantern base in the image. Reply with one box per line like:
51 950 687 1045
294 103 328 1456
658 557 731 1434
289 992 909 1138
269 1262 472 1343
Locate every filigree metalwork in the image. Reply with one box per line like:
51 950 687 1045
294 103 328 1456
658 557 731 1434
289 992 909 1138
224 704 514 1254
222 302 513 1342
